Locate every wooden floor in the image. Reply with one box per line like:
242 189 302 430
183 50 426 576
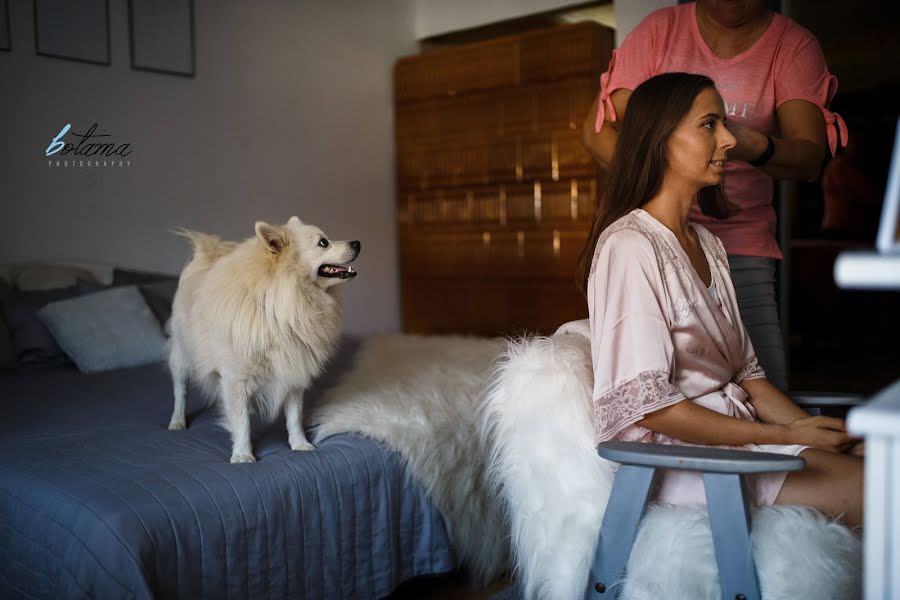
386 572 511 600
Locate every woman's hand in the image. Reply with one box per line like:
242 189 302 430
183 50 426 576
724 120 769 163
847 440 866 456
784 416 857 452
725 101 827 180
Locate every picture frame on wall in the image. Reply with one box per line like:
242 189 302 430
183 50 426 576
129 0 195 77
0 0 10 52
34 0 110 65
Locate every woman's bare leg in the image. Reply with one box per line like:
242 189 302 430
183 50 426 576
774 448 863 527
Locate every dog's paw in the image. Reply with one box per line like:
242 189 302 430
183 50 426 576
168 420 186 430
230 453 256 464
290 440 315 452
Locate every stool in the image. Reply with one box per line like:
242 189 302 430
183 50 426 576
586 442 805 600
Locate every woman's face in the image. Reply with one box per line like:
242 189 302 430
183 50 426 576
666 87 736 189
697 0 767 27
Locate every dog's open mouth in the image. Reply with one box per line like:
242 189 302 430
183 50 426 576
318 264 357 279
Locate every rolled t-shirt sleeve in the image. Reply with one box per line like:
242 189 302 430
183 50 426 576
593 12 662 134
774 32 847 155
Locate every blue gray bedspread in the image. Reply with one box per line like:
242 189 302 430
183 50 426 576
0 341 457 599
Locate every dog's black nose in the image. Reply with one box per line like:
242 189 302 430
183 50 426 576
350 241 361 252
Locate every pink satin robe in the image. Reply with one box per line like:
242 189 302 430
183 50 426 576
587 209 807 506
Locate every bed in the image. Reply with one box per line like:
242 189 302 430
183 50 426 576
0 338 458 599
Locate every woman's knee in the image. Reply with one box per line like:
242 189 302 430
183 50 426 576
776 449 863 524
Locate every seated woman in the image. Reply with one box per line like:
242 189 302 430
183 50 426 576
576 72 863 526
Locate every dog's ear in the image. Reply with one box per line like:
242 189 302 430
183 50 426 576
255 221 288 254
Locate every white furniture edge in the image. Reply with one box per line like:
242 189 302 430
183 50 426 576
834 252 900 290
848 378 900 436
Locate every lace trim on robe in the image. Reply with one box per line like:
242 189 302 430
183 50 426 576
593 369 686 444
733 360 766 384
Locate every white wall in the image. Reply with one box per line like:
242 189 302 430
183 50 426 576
0 0 416 336
414 0 675 45
614 0 675 45
414 0 587 39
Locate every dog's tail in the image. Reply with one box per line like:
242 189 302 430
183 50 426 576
173 228 236 268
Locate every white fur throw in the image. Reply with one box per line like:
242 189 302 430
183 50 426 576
309 334 509 587
480 331 862 600
308 333 861 600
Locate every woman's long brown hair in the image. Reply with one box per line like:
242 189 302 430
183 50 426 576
575 72 734 295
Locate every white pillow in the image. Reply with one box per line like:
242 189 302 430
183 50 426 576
37 286 166 373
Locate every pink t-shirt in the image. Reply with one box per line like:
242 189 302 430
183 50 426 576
594 3 847 259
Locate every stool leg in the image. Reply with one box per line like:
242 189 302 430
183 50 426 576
586 465 656 599
702 472 761 600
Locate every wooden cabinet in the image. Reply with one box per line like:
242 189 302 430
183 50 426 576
395 22 613 336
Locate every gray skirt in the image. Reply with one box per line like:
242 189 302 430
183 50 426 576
728 256 788 392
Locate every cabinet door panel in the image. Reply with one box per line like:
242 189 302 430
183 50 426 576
395 23 612 335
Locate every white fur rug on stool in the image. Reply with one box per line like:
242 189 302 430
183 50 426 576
480 326 862 600
308 334 510 587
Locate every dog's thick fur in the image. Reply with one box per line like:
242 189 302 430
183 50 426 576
167 216 359 463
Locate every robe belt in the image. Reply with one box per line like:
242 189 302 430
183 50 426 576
720 381 757 420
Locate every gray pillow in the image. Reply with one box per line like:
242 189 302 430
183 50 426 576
138 279 179 330
37 286 167 373
77 276 179 330
0 279 14 369
0 314 13 369
2 285 82 368
112 268 176 286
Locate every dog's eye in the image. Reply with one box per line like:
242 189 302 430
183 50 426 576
318 238 329 248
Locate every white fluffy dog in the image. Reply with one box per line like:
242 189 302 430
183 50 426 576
167 216 360 463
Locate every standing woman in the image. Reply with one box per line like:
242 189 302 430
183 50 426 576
579 72 862 524
581 0 846 392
